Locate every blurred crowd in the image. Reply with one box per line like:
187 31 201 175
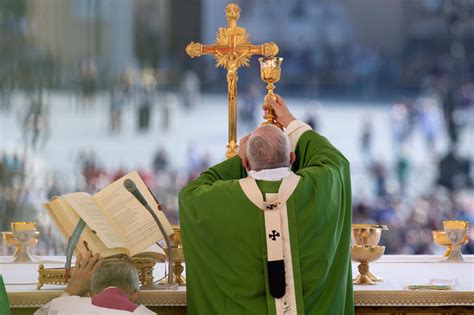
352 77 473 255
1 76 473 257
1 72 473 257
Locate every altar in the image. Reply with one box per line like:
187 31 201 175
3 255 473 314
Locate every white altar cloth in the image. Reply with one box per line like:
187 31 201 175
352 255 474 307
355 255 474 291
2 255 474 308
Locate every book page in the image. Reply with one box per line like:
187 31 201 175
45 198 87 256
44 196 129 258
93 171 173 256
44 200 67 239
55 197 126 256
62 192 126 249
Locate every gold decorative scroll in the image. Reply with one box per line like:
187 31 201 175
37 257 156 290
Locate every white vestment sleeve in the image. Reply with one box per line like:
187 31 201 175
33 301 51 315
133 305 157 314
285 120 312 151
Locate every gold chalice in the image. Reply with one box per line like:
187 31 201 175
259 57 283 127
432 230 469 257
352 224 388 247
443 220 470 262
170 225 185 285
351 224 388 282
351 246 385 285
3 222 40 263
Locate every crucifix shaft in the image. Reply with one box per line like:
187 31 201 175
186 3 279 158
227 66 238 157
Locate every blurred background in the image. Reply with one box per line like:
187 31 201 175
0 0 473 256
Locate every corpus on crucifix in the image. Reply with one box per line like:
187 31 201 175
186 3 279 158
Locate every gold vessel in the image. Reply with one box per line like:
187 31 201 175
170 225 185 285
351 224 388 283
432 230 469 257
442 220 469 262
351 246 385 285
351 224 388 247
259 57 283 127
37 256 156 290
3 222 40 263
2 231 40 248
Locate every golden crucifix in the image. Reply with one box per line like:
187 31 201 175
186 3 279 159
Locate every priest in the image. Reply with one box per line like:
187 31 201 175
179 95 353 315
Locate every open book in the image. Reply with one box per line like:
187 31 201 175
43 171 173 261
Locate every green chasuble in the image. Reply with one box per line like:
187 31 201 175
179 128 354 315
0 274 10 315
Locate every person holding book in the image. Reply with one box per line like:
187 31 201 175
35 251 155 314
179 95 354 314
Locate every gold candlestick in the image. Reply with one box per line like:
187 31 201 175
259 57 283 127
170 225 186 285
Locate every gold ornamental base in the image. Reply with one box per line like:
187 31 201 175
351 245 385 286
37 257 156 290
353 269 383 284
172 261 186 286
353 262 373 285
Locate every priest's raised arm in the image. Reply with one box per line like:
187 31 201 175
179 95 354 315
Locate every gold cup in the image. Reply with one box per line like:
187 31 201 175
351 245 385 285
259 57 283 127
2 231 40 248
4 222 39 263
443 220 469 262
170 225 185 285
351 224 387 247
432 230 469 257
351 224 388 282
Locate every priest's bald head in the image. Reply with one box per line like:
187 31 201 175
243 125 295 171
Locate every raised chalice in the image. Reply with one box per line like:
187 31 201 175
259 57 283 127
351 224 388 283
432 230 469 257
443 220 469 262
3 222 40 263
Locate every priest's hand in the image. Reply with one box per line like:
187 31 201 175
238 134 251 169
65 251 103 296
264 94 296 128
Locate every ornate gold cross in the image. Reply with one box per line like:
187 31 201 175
186 3 279 158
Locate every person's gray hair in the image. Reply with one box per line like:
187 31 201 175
91 261 140 294
247 125 291 171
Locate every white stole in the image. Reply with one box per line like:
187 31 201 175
239 172 300 315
